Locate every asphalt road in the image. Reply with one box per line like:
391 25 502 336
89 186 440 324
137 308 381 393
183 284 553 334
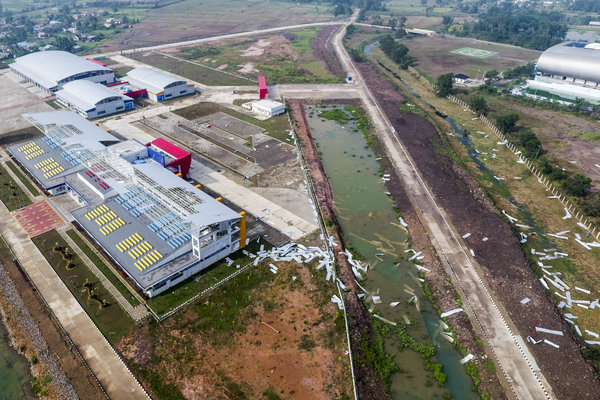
331 11 556 400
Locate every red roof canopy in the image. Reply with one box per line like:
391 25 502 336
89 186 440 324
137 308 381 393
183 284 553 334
151 137 190 160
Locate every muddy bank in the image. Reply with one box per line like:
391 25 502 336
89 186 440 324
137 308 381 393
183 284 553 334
311 25 345 78
362 65 600 398
289 99 388 400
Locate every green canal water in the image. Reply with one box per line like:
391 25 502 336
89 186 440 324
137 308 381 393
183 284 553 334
0 319 34 400
307 105 476 400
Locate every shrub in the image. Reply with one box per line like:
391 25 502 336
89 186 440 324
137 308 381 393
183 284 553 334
562 173 592 196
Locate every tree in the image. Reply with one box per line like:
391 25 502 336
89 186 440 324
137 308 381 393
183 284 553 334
436 73 454 97
495 112 520 133
519 130 541 157
469 95 487 115
484 69 499 84
562 173 592 197
442 15 453 25
585 192 600 217
52 35 75 51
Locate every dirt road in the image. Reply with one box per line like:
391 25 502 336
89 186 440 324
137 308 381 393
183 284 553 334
331 13 555 400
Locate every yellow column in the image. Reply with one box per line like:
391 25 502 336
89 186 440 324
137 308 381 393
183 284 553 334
216 197 222 202
239 211 246 249
195 184 202 189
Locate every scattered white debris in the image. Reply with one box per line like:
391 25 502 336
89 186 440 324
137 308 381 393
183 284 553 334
574 325 582 336
390 302 400 307
515 223 531 229
331 294 343 309
536 327 563 336
586 330 600 338
469 249 475 257
527 336 543 344
399 217 408 227
414 265 431 272
544 339 560 349
557 301 565 308
514 176 522 180
462 232 471 239
372 296 382 304
460 354 474 364
502 210 518 223
569 160 577 164
225 257 233 266
408 251 422 261
441 332 455 343
540 278 549 290
440 308 463 318
575 286 591 295
577 222 589 230
521 298 531 304
562 207 572 220
482 237 489 242
373 314 397 326
546 195 560 199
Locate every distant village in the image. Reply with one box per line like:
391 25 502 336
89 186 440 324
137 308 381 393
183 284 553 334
0 4 138 62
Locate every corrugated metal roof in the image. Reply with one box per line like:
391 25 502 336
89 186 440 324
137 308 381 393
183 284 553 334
56 80 130 111
12 50 112 87
126 67 186 93
537 42 600 83
151 137 190 160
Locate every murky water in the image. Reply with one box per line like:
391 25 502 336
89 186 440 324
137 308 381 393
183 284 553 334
307 105 476 399
0 319 34 400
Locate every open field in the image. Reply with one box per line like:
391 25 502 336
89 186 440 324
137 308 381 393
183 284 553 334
97 0 339 52
401 35 540 79
484 96 600 190
373 57 600 394
118 253 353 400
32 230 133 345
166 26 343 84
0 163 31 211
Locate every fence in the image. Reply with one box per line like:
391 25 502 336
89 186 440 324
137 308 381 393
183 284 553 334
444 95 599 241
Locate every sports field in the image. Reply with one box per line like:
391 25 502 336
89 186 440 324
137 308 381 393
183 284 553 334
451 47 498 58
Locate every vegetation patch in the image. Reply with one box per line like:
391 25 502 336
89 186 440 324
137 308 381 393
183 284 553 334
0 163 31 211
5 160 41 196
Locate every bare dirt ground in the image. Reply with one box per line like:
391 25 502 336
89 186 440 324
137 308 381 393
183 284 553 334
357 56 600 398
489 97 600 189
118 260 352 400
311 25 345 78
290 98 388 400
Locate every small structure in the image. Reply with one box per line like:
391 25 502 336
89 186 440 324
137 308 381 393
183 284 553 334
56 80 133 119
147 137 192 178
454 73 470 84
125 67 194 102
249 99 286 117
258 75 267 99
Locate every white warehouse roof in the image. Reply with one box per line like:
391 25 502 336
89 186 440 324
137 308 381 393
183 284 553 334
537 42 600 84
57 80 131 112
11 51 113 90
126 67 187 94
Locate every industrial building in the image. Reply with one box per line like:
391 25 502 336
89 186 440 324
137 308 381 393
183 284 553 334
10 50 115 92
56 80 134 119
147 137 192 179
8 110 245 297
249 99 286 117
125 68 194 101
529 41 600 104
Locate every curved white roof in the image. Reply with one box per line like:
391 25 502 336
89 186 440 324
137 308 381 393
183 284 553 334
12 51 112 87
57 80 129 110
537 42 600 83
126 68 186 93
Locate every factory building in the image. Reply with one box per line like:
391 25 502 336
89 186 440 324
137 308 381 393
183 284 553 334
528 41 600 104
8 111 245 297
125 68 194 101
250 99 286 117
10 50 115 92
56 80 134 119
147 137 192 179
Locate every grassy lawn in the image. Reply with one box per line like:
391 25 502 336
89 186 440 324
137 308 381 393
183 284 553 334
66 229 141 308
0 163 32 211
5 160 40 196
173 102 291 143
32 230 133 344
147 240 267 317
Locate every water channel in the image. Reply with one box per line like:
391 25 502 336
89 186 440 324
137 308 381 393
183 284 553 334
306 105 476 399
0 318 35 400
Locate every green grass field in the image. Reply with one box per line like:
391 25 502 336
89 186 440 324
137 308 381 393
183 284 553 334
5 161 40 196
0 163 31 211
33 230 133 344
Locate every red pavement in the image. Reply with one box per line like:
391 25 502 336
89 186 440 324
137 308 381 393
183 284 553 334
12 200 65 237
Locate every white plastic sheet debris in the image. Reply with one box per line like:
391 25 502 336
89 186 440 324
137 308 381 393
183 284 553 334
374 314 397 326
502 210 518 223
536 327 564 336
562 207 572 220
515 223 531 229
547 230 570 240
390 302 400 307
547 195 560 199
544 339 560 349
585 340 600 345
372 296 382 304
414 265 431 272
408 251 422 261
575 325 583 336
460 354 474 364
440 308 463 318
577 222 589 230
519 232 528 243
469 249 475 257
575 286 591 295
462 233 471 239
586 330 600 338
331 294 343 310
521 298 531 304
225 257 233 267
482 237 489 242
540 278 549 290
398 217 408 228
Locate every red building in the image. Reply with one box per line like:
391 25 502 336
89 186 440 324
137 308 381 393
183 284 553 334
258 75 267 99
148 137 191 179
